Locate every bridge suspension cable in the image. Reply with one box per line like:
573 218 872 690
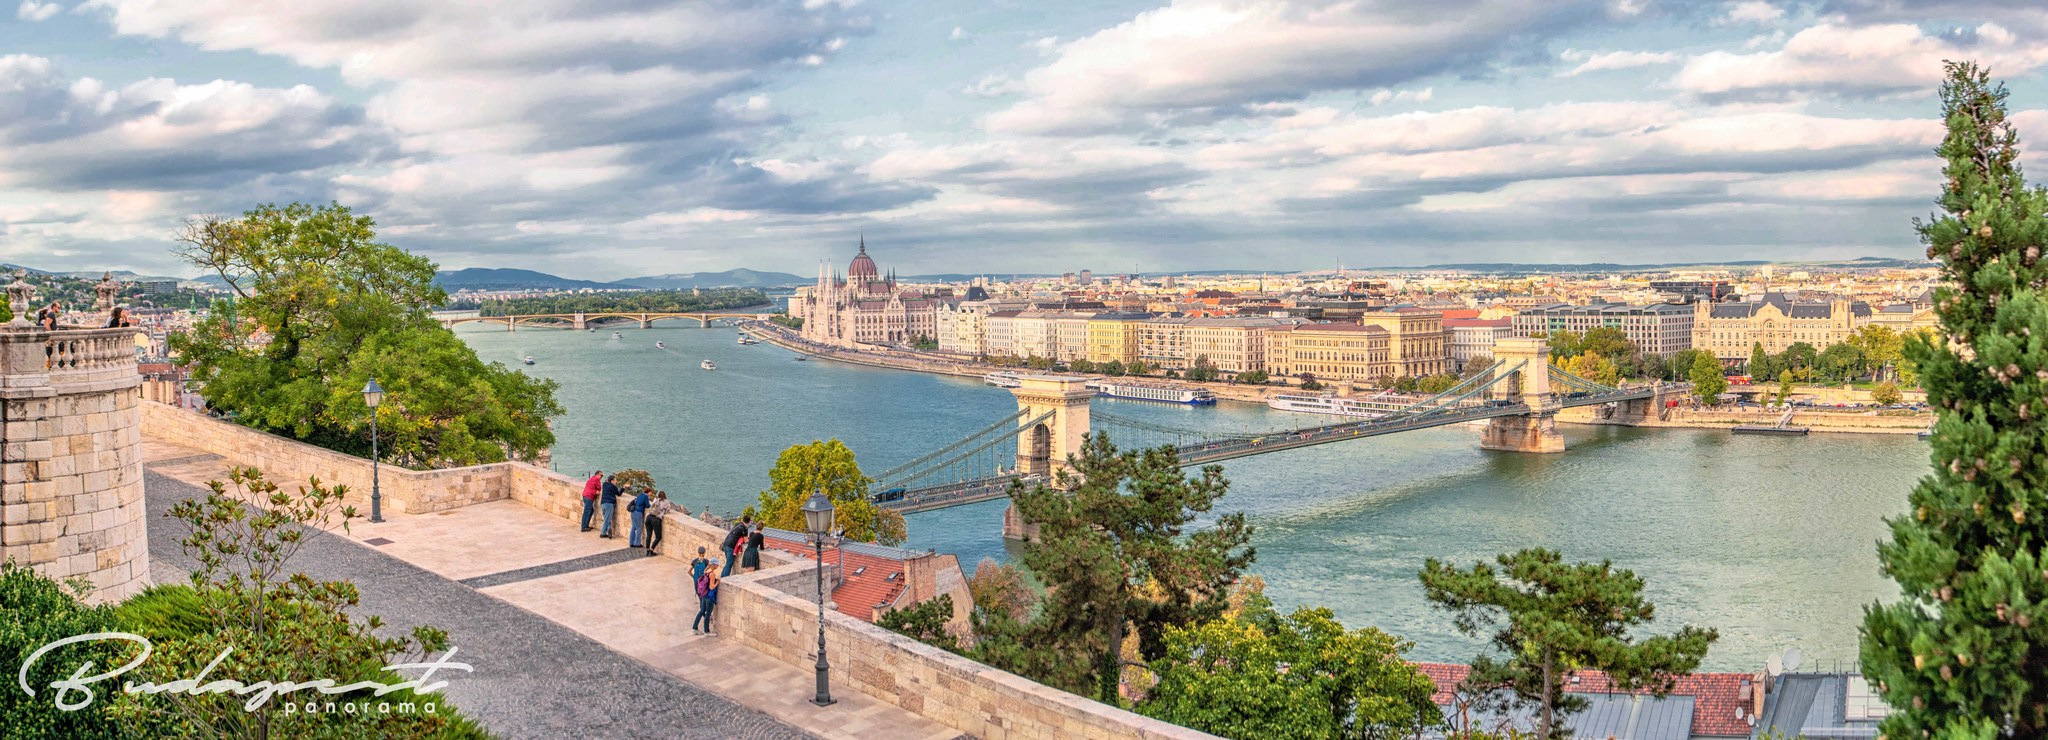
871 408 1027 483
878 410 1055 492
1546 362 1620 393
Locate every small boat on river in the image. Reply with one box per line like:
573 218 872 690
522 355 535 365
655 341 666 349
700 360 717 370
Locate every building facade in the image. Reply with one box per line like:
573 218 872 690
1355 310 1451 377
1692 294 1871 363
1265 323 1393 382
788 240 939 348
1443 317 1513 371
1084 313 1151 366
1510 302 1696 356
935 300 989 355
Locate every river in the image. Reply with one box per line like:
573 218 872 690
458 323 1925 672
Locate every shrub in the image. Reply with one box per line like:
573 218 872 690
0 563 132 740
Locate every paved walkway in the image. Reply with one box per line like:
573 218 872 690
143 439 964 740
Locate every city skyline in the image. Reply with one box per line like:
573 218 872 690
4 1 2048 280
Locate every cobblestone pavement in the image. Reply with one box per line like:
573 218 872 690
144 469 810 740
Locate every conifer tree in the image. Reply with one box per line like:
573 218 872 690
1861 61 2048 738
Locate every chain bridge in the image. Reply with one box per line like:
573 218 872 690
866 337 1689 531
440 311 773 330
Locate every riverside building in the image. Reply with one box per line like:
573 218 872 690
789 239 940 348
1510 302 1696 356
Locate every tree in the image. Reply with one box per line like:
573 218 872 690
997 434 1255 702
1776 370 1796 407
1580 327 1631 360
1896 328 1937 387
1070 358 1096 373
1234 369 1269 385
1101 360 1127 376
1393 375 1420 393
877 594 960 653
1420 549 1719 740
1862 62 2048 739
1561 352 1619 388
1748 342 1770 377
1187 355 1220 382
1636 352 1670 381
1669 348 1710 383
1462 354 1496 377
2 563 132 740
1416 373 1461 394
1846 324 1904 381
1298 372 1324 391
170 202 563 468
1544 330 1583 359
1141 601 1442 739
1688 352 1727 405
755 439 906 545
1128 360 1153 375
1870 380 1903 406
1817 343 1866 384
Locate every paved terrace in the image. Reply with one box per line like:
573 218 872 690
143 438 965 740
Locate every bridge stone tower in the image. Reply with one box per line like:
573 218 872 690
1 321 151 603
1003 375 1093 540
1480 337 1566 453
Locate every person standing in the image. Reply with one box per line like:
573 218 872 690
693 568 720 636
741 523 764 573
643 492 671 556
105 306 131 328
720 515 751 576
690 546 710 584
627 487 650 548
580 470 602 532
599 474 622 539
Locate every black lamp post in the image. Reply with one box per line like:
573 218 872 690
801 490 836 707
363 378 385 523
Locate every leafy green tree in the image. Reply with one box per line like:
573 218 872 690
1896 328 1936 387
1142 601 1441 739
1634 352 1670 381
1101 360 1126 376
1862 62 2048 739
1561 352 1619 388
1 563 133 740
768 314 803 329
1817 343 1866 384
1416 373 1461 394
1580 327 1631 360
1463 354 1496 377
1420 549 1719 740
1781 342 1820 379
1187 355 1220 382
1544 330 1582 358
1026 355 1055 370
1299 372 1324 391
1688 352 1727 405
1669 348 1710 383
999 434 1254 702
877 594 960 652
755 439 905 545
1869 381 1903 406
171 202 563 468
1393 375 1419 392
1847 324 1904 381
477 288 765 317
1748 342 1770 377
1070 358 1096 373
1235 369 1270 385
1776 370 1796 407
1128 360 1153 375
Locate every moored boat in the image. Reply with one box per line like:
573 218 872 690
983 371 1022 388
1087 380 1214 405
1266 392 1409 418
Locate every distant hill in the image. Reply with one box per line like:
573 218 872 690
434 268 617 291
614 269 805 289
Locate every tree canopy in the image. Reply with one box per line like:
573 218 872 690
1688 351 1728 405
754 439 906 545
1861 61 2048 738
1421 548 1718 740
170 202 563 468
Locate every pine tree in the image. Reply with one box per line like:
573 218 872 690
1861 61 2048 738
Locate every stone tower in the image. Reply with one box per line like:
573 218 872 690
1 318 150 603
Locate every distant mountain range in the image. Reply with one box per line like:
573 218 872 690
611 269 806 289
433 267 805 291
1405 256 1935 274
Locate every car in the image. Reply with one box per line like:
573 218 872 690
876 487 907 502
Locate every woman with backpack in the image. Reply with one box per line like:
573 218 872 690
692 567 720 636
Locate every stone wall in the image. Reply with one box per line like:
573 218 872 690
1 327 150 603
139 402 514 515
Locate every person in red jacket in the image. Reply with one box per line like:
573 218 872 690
580 470 603 532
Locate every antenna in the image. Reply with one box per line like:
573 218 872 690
1765 653 1783 677
1782 647 1803 673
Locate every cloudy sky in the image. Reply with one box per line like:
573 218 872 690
3 0 2046 279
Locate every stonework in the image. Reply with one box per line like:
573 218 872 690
1 326 150 603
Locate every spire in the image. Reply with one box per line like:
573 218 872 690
859 232 866 255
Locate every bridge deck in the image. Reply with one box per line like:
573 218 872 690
875 387 1658 513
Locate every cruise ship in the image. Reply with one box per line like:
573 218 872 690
1267 392 1413 418
1085 380 1215 405
983 371 1023 388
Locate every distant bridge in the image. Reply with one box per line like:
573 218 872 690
441 311 774 330
865 336 1691 534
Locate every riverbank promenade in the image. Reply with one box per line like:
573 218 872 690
141 434 966 740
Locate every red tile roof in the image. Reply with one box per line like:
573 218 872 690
1411 662 1756 737
761 539 907 621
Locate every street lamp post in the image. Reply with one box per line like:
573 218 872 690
363 379 385 523
801 490 837 707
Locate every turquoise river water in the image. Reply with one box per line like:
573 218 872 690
457 323 1928 671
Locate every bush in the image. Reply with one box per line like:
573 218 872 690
0 563 132 740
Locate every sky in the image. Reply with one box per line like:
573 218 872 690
2 0 2046 280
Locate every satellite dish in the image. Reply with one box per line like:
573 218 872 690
1783 647 1803 673
1766 653 1783 677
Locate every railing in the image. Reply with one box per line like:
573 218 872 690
1 325 142 379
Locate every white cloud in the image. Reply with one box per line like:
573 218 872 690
1557 49 1679 76
1721 1 1784 25
1368 87 1434 105
985 0 1610 135
963 74 1024 98
1671 22 2048 101
950 26 970 40
16 0 59 21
